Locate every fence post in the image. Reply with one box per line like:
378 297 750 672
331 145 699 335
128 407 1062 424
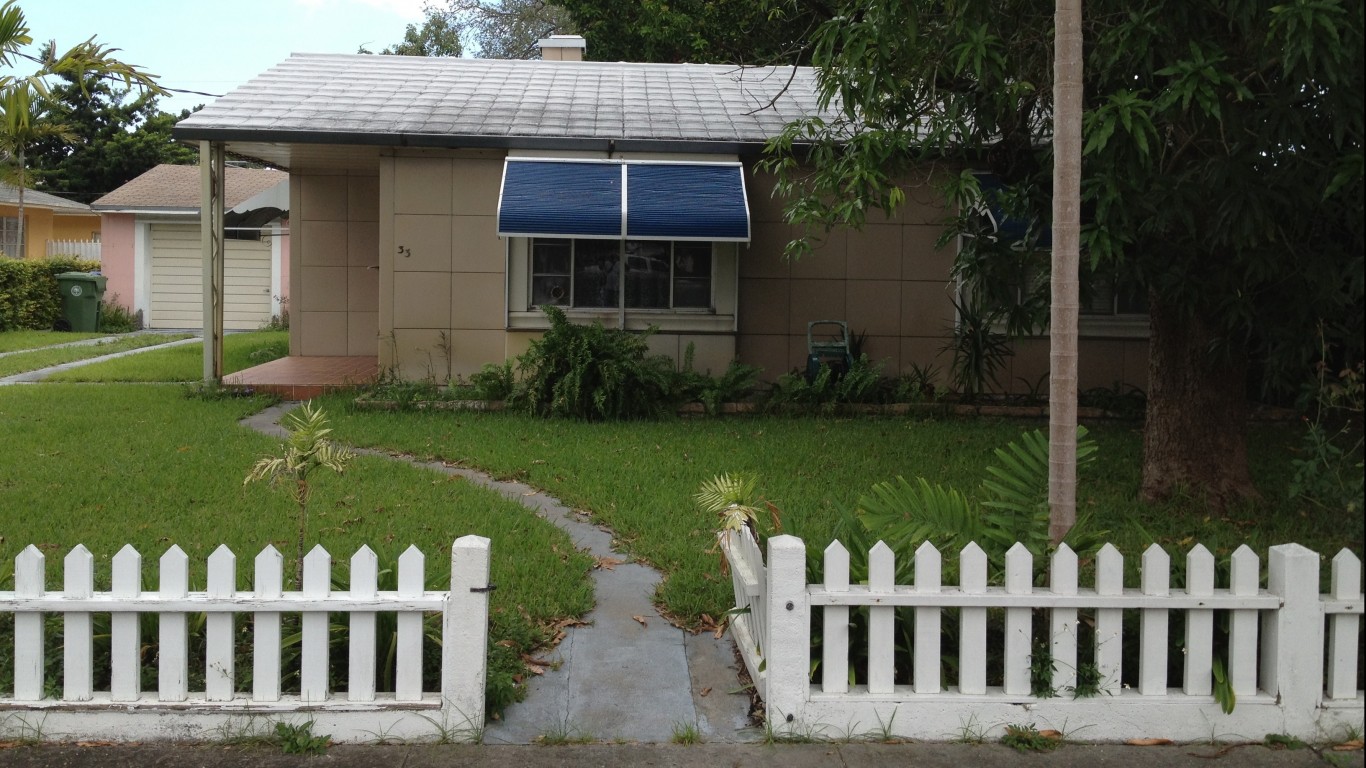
1262 544 1322 736
64 545 95 702
766 535 809 727
444 535 491 736
111 545 142 701
14 546 45 701
159 546 189 702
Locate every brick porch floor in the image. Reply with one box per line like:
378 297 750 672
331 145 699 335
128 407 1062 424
222 355 380 400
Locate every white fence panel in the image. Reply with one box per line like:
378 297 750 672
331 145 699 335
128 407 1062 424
723 528 1365 742
46 239 102 262
0 538 492 744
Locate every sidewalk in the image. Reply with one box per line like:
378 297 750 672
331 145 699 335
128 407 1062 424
0 741 1357 767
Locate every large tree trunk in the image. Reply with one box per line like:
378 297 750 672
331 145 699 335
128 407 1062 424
1141 290 1258 509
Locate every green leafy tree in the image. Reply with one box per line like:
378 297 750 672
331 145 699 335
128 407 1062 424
764 0 1364 509
0 0 165 252
26 75 198 204
361 11 463 57
374 1 572 60
557 0 826 63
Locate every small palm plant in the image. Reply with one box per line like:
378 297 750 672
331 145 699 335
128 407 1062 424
245 402 355 589
695 473 772 538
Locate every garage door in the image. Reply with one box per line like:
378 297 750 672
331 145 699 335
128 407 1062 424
149 224 273 330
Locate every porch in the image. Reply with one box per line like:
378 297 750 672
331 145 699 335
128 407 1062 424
223 355 380 400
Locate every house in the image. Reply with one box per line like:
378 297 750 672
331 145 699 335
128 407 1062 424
0 182 100 260
173 38 1148 390
92 164 289 330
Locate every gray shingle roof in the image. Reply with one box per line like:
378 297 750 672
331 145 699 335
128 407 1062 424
0 182 91 212
175 54 829 151
90 164 287 211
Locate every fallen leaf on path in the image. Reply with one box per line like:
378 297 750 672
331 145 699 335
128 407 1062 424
700 687 712 697
1333 740 1364 751
1039 730 1063 740
1127 738 1173 746
632 615 648 628
594 556 623 570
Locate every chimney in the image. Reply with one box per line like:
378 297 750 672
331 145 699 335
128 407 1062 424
536 34 586 62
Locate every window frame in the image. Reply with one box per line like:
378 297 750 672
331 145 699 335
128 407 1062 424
507 236 739 333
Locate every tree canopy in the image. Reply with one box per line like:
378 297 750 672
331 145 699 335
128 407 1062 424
26 75 197 203
765 0 1364 506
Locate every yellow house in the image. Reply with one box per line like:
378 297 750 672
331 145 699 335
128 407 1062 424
0 182 101 260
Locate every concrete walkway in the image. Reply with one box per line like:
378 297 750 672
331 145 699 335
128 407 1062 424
0 333 200 384
241 403 755 745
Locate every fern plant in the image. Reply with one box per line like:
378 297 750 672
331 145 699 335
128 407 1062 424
509 305 677 420
856 426 1101 580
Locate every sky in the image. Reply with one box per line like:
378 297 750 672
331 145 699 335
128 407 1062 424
13 0 430 116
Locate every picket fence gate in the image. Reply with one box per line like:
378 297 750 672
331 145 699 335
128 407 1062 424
0 537 491 743
720 529 1364 742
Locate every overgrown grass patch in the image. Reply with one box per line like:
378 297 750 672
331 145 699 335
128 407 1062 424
46 331 287 381
315 401 1364 626
0 334 192 378
0 384 593 712
0 330 111 354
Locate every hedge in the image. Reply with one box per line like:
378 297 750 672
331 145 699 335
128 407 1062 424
0 258 102 332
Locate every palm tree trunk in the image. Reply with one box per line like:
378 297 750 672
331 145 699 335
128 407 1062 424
1048 0 1083 545
16 147 25 259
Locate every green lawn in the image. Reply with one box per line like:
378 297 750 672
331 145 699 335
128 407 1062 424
45 331 287 381
314 400 1364 626
0 334 192 378
0 330 112 354
0 384 593 708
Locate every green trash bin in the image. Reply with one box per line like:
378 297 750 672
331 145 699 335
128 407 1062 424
55 272 108 332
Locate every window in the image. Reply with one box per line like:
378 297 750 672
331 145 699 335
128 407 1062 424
0 216 20 259
530 238 713 311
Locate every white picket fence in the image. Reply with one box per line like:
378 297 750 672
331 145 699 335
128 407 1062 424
720 529 1365 741
46 240 101 262
0 537 491 743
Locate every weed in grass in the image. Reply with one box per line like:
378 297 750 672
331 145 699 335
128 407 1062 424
1000 723 1062 752
418 709 484 745
1029 641 1058 698
952 715 987 744
0 713 48 745
212 716 281 747
535 721 593 745
670 721 702 745
276 720 330 755
1069 661 1105 698
762 712 822 744
1264 733 1306 750
866 708 901 742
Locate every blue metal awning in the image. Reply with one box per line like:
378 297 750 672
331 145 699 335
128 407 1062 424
497 159 750 241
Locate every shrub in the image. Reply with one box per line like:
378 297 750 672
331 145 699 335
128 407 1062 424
508 305 677 420
98 294 141 333
766 355 886 411
470 360 515 401
0 257 100 332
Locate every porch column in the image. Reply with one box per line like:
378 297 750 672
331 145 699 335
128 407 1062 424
200 141 226 382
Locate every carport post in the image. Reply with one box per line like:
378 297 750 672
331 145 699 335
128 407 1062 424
200 141 226 383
